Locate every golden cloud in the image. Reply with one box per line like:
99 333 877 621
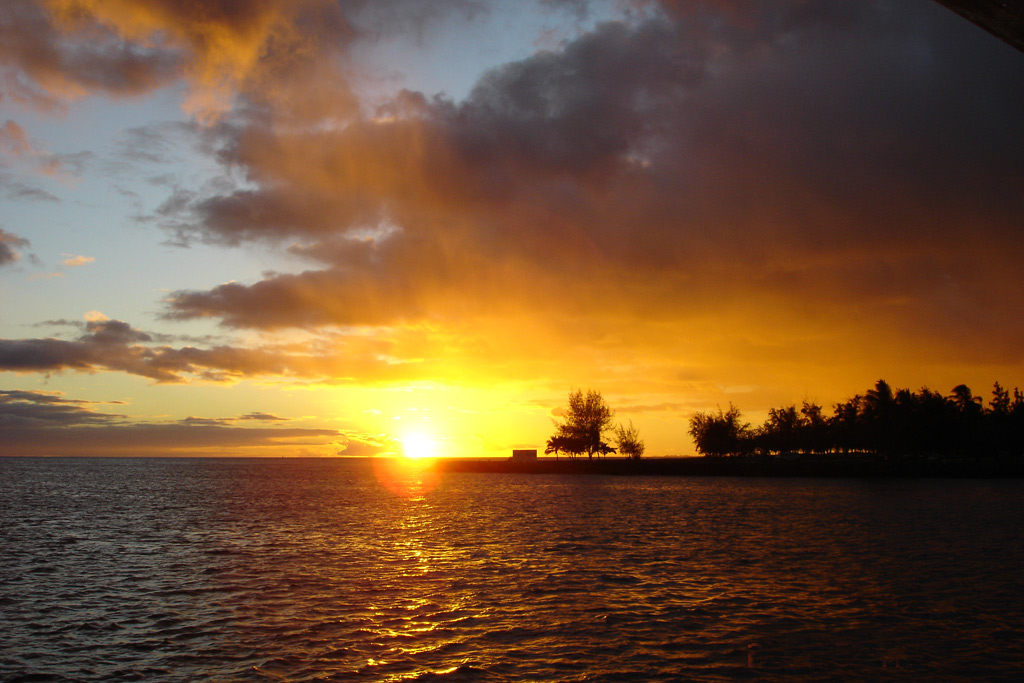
2 1 1023 418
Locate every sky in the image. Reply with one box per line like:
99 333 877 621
1 0 1022 458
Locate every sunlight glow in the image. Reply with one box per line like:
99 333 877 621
401 432 437 459
372 454 440 498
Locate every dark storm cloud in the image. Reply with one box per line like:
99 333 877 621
446 17 702 173
167 15 704 245
4 0 1023 387
161 0 1024 364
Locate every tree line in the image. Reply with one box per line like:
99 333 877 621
689 380 1024 458
545 389 645 459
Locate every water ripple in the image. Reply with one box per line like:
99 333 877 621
3 458 1024 680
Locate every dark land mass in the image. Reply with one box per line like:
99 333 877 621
434 455 1024 478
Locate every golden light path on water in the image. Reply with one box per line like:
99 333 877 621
372 455 441 500
4 458 1024 681
367 456 477 679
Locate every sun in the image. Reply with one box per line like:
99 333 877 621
401 432 437 459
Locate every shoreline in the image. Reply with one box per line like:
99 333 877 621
432 455 1024 478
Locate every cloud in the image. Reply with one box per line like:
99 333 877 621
0 0 232 113
0 422 340 456
61 254 94 267
0 172 60 202
239 411 287 421
153 1 1024 381
83 310 108 322
111 122 193 166
0 118 93 178
181 411 288 425
0 317 466 384
0 228 29 266
179 415 231 427
0 389 338 456
0 389 124 426
337 433 399 456
0 119 32 155
3 1 1024 403
0 318 287 382
0 0 480 121
36 149 94 179
616 401 695 416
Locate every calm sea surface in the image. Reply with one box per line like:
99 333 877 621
2 458 1024 682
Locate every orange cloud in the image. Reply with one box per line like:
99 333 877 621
48 0 330 119
1 0 360 119
0 119 32 155
149 2 1023 415
0 117 94 182
0 0 177 108
3 1 1023 433
61 254 94 267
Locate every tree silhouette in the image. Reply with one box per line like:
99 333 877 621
949 384 984 454
800 401 829 454
545 434 583 459
549 389 616 459
950 384 983 415
688 404 750 457
1011 388 1024 456
988 382 1014 455
830 394 864 454
756 404 801 454
863 379 898 454
990 382 1011 415
615 421 645 460
698 379 1024 460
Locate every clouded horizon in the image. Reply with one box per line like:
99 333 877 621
1 0 1022 457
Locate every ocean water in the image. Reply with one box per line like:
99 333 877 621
2 458 1023 682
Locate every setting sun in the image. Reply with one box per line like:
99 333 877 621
401 432 437 459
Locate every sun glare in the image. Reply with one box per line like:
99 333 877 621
402 432 437 459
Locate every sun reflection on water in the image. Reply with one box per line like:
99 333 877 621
371 457 440 500
356 481 477 680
